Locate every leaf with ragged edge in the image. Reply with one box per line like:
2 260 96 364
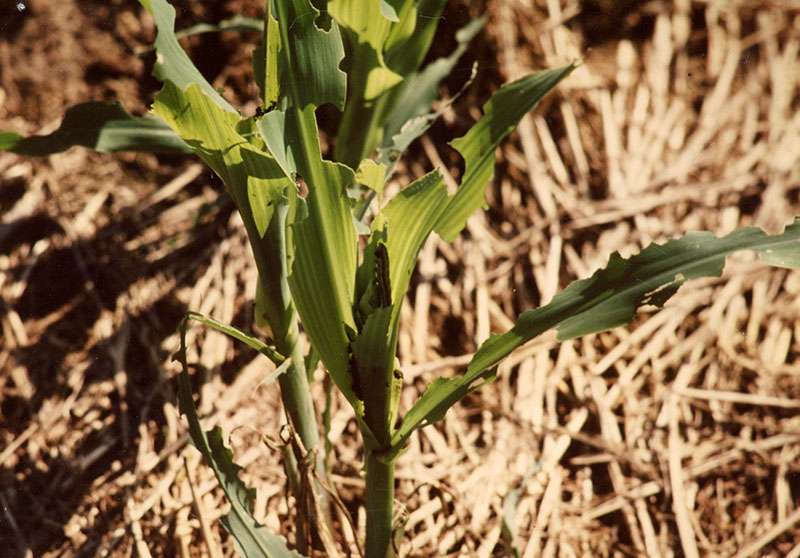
152 81 290 239
351 63 570 442
329 0 403 100
175 321 306 558
355 159 387 200
0 101 190 156
355 68 571 390
273 0 347 111
258 0 362 411
140 0 303 351
138 0 235 112
434 65 575 242
381 14 485 148
152 81 301 348
388 220 800 458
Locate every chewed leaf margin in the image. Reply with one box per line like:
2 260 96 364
388 219 800 458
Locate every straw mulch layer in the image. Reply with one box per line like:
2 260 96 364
1 1 799 557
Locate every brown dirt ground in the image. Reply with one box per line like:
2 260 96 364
2 1 800 557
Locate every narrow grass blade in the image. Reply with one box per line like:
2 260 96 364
376 63 477 178
0 102 190 156
390 219 800 456
136 15 264 56
182 311 285 367
172 14 262 38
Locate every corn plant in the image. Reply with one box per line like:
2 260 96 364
3 1 800 557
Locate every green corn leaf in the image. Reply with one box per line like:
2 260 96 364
152 81 290 239
253 198 298 349
357 66 570 371
381 171 449 321
261 135 361 408
142 0 301 367
0 101 190 156
138 0 235 112
257 0 362 410
382 0 447 76
351 171 449 443
257 111 301 178
389 220 800 458
273 0 347 111
329 0 403 101
333 0 447 168
183 311 285 367
434 64 575 241
354 170 447 349
288 167 360 406
252 1 280 109
381 14 485 146
352 305 397 442
175 319 306 558
152 81 301 348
